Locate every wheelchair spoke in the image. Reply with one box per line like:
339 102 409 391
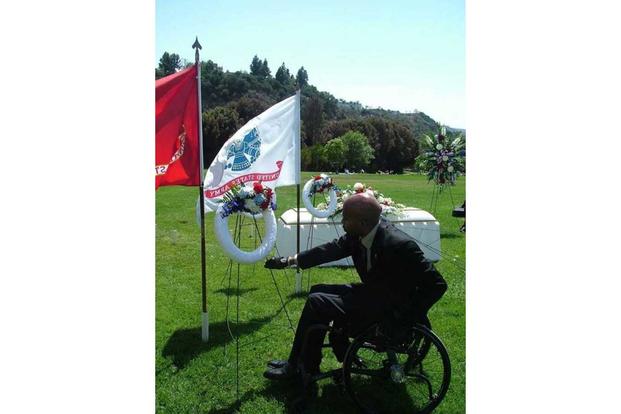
349 367 388 378
411 373 434 399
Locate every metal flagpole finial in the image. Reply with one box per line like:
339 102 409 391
192 36 202 62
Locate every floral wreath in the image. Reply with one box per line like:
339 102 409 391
319 182 406 218
214 182 277 264
219 181 276 218
415 126 465 186
308 174 338 195
302 174 340 218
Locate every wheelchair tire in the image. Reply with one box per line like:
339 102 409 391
415 316 433 364
342 323 451 414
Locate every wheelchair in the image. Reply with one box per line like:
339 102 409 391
293 311 451 414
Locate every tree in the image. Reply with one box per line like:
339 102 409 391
155 52 181 79
322 118 379 145
318 91 338 119
321 117 418 172
301 144 329 170
250 55 263 76
324 138 347 171
202 106 241 166
296 66 308 88
201 60 224 108
366 117 417 173
250 55 271 78
302 94 323 146
275 63 291 84
221 72 250 99
301 146 313 170
260 59 271 78
339 131 375 170
228 96 271 125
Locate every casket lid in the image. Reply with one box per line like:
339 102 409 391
279 208 437 225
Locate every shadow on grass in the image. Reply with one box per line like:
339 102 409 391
440 232 462 239
206 380 357 414
205 377 418 414
214 287 259 297
162 316 273 369
205 381 296 414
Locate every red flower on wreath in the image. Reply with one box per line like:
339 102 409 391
253 181 264 193
260 186 273 209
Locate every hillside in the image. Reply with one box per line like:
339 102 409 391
156 52 465 173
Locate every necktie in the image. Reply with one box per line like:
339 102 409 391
359 246 366 272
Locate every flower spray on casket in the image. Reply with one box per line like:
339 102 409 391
327 182 406 218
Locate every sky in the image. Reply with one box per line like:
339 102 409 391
156 0 465 128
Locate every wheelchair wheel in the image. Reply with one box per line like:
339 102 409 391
342 323 451 414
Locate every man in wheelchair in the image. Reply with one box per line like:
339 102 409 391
264 194 447 381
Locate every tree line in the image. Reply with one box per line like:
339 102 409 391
156 52 464 173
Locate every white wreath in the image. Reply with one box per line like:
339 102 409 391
214 204 277 264
303 178 338 218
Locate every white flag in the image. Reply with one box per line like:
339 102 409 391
200 92 300 212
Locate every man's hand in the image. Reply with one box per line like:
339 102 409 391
265 256 289 269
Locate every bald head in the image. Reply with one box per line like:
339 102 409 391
341 194 382 237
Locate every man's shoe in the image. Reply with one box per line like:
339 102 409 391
263 362 299 381
267 359 288 368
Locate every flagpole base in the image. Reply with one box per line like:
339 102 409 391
295 270 302 294
201 311 209 342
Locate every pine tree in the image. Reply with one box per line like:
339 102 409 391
296 66 308 88
275 63 290 84
250 55 262 76
261 58 271 78
156 52 181 78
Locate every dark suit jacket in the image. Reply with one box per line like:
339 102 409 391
297 220 446 322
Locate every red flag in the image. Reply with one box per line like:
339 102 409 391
155 65 200 189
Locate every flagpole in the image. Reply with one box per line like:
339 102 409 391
193 37 209 342
295 89 302 294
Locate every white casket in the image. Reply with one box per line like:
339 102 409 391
275 208 441 267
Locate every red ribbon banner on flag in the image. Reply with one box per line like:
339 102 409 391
204 161 284 198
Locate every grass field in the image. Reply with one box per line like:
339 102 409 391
156 173 465 413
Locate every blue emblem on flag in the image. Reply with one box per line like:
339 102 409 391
225 128 261 171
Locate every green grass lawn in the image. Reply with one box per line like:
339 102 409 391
156 172 465 413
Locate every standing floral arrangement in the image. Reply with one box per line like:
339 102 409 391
416 126 465 185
